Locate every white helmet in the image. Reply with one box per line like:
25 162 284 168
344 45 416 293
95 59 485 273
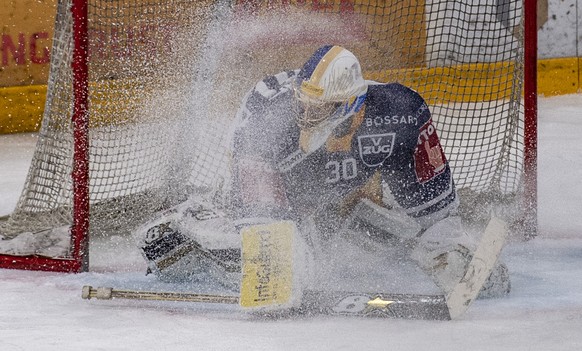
294 45 368 129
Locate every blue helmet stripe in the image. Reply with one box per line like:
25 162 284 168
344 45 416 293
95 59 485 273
298 45 334 80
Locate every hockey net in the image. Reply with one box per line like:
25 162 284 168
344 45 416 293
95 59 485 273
0 0 535 272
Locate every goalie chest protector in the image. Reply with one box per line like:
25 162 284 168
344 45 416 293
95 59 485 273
231 74 456 222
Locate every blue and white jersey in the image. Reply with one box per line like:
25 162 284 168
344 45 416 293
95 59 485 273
230 71 457 229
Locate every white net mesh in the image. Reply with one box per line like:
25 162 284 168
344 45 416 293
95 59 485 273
0 0 527 257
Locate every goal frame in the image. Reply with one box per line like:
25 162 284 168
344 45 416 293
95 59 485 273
0 0 89 273
0 0 539 273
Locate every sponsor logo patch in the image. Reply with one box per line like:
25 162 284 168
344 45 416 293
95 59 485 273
357 133 395 166
414 119 447 183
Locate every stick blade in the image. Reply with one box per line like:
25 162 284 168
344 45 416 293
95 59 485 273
303 291 451 320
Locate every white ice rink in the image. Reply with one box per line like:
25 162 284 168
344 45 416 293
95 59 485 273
1 94 582 350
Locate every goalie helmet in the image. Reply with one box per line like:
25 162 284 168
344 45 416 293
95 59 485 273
294 45 368 129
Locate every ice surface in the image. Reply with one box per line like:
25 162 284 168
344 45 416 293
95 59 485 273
1 94 582 350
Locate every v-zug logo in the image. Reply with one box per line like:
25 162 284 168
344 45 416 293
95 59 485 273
357 133 395 166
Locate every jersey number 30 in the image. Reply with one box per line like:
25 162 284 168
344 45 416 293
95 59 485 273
325 158 358 184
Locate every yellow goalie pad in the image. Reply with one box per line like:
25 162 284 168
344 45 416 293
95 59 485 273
239 221 296 309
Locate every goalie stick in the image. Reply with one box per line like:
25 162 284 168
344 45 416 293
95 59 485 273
81 285 450 320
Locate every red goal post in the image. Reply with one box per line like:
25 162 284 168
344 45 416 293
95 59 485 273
523 0 538 238
0 0 90 273
0 0 538 272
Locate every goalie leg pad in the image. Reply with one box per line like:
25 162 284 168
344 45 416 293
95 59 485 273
411 239 472 294
239 220 314 312
411 216 511 298
411 215 475 294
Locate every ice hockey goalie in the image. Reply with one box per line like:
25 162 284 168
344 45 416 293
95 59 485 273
135 45 510 299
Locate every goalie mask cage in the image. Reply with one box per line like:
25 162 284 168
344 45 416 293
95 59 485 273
0 0 537 272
